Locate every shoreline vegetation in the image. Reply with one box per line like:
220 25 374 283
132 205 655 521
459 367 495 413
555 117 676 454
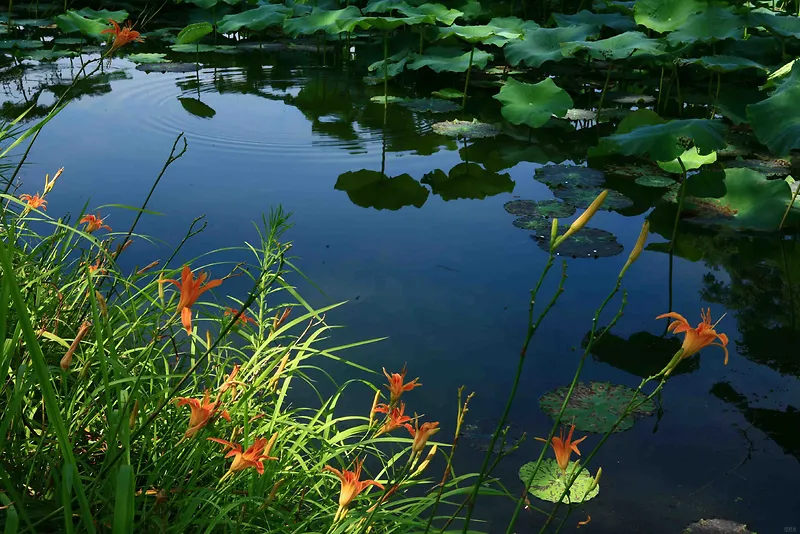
1 0 776 530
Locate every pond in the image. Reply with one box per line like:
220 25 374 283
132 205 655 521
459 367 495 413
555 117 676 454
2 5 800 534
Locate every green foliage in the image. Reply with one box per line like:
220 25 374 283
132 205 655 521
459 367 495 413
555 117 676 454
533 226 625 257
407 46 492 72
681 55 768 73
749 11 800 39
633 0 703 33
535 164 605 188
665 6 746 45
176 22 214 45
554 10 635 31
657 147 717 174
504 25 598 68
505 199 576 218
435 23 523 45
55 11 111 36
599 118 727 161
126 53 169 64
282 7 361 37
519 459 599 503
216 5 292 33
747 62 800 156
493 78 573 128
561 31 666 60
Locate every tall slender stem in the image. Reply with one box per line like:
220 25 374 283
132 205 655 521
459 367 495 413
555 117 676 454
779 179 800 230
383 31 389 125
597 61 613 122
669 158 688 253
461 44 475 110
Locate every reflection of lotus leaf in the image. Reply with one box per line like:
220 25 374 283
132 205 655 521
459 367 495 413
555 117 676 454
432 119 499 138
170 44 238 53
554 188 634 211
747 62 800 156
682 518 754 534
335 170 429 210
421 163 514 200
534 165 605 188
725 159 791 178
519 459 599 503
460 137 557 171
494 78 573 128
504 199 576 218
583 329 695 378
540 382 656 433
635 175 675 188
179 98 216 119
398 98 460 113
533 226 624 258
137 63 197 73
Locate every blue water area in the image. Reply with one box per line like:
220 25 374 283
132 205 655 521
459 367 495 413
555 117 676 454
5 51 799 533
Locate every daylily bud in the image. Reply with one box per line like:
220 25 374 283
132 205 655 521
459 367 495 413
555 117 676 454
272 308 291 331
550 218 559 246
61 321 91 370
43 167 64 194
413 445 437 476
554 190 608 249
619 221 649 278
136 260 159 275
268 353 290 393
94 291 107 318
588 467 602 493
158 272 165 305
368 389 382 426
129 399 139 430
205 330 212 349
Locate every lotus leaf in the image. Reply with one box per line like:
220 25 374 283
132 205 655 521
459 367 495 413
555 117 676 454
368 51 409 79
657 147 717 174
681 55 768 73
493 78 573 129
187 0 239 8
534 165 605 188
170 44 237 53
431 88 464 100
432 119 499 138
680 168 800 231
505 199 576 218
519 459 599 504
725 159 791 178
179 98 216 119
482 17 540 46
719 35 782 64
561 31 666 60
55 11 110 36
593 0 636 14
747 62 800 156
369 95 404 105
635 175 675 188
217 5 291 34
435 23 522 45
283 7 362 37
53 37 85 44
126 53 169 64
0 40 44 49
599 119 726 161
12 18 52 27
682 519 755 534
540 382 656 433
421 163 514 200
554 10 635 31
364 1 462 25
398 98 460 113
749 11 800 39
553 188 634 211
633 0 703 33
74 8 128 21
532 225 624 257
512 217 553 231
22 49 77 60
335 170 429 210
356 15 427 32
176 22 213 45
504 25 598 68
407 46 492 72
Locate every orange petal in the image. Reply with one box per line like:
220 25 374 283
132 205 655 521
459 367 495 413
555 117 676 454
181 306 193 334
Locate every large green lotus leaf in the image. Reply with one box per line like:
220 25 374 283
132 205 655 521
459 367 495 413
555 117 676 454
561 31 666 60
539 382 656 433
364 0 463 25
74 8 128 21
176 22 213 45
504 25 598 68
335 170 429 210
482 17 540 46
593 0 636 15
534 165 605 188
533 225 625 257
505 199 576 218
633 0 703 33
681 168 800 231
554 10 635 31
519 459 599 504
666 6 746 45
126 53 169 64
600 119 727 161
432 119 499 138
368 50 409 79
12 18 53 27
747 62 800 156
55 10 111 36
421 163 514 200
407 46 492 73
435 23 522 45
283 6 361 37
681 55 768 73
553 188 634 211
657 147 717 174
356 15 427 31
179 97 216 119
0 40 44 49
719 35 782 65
217 5 291 33
749 11 800 39
493 78 573 128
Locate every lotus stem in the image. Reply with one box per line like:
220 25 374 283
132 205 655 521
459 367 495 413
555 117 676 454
657 66 664 109
779 178 800 230
383 31 389 125
675 65 683 117
668 157 688 253
597 61 613 121
461 44 475 110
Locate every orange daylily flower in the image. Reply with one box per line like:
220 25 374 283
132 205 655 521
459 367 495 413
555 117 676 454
323 458 384 521
536 424 587 476
656 308 729 365
101 19 143 54
406 420 440 456
80 213 112 233
224 307 257 326
383 366 420 405
19 192 47 211
373 402 412 436
176 389 230 439
163 265 223 334
219 364 245 397
207 433 278 480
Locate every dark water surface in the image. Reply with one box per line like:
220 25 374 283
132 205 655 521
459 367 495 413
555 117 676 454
5 49 800 533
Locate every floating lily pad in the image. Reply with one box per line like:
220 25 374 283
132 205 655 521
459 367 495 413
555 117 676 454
421 163 514 201
0 39 43 49
603 161 666 179
126 53 169 64
534 165 605 188
564 108 597 121
398 98 460 113
12 18 53 27
494 77 573 128
20 49 77 60
682 518 755 534
137 62 197 73
539 381 656 433
53 37 85 44
431 88 464 100
725 158 791 178
169 44 238 53
335 170 429 210
532 226 625 258
432 119 499 139
635 175 675 187
553 188 634 211
505 199 576 218
369 95 404 105
519 459 599 503
513 217 554 231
